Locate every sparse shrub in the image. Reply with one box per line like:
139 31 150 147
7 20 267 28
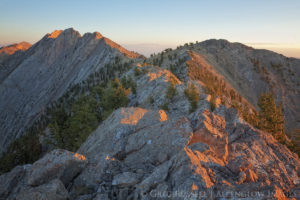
121 76 137 95
166 78 177 100
161 102 169 111
210 95 216 112
143 68 150 74
184 84 199 113
149 96 155 104
134 67 142 76
230 89 236 100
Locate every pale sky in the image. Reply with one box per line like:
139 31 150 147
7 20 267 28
0 0 299 57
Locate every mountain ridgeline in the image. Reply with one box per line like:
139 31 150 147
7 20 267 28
0 28 142 154
0 28 300 199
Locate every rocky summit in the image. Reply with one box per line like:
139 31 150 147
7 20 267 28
0 28 141 153
0 28 300 200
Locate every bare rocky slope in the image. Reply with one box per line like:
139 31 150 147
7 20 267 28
0 28 141 153
146 40 300 134
1 64 300 199
0 30 300 199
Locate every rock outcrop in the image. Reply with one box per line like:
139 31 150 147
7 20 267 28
16 179 69 200
2 106 299 199
0 150 86 200
27 149 87 186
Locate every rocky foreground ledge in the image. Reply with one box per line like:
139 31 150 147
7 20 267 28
1 106 300 200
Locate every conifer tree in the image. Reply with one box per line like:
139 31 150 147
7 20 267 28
258 93 285 142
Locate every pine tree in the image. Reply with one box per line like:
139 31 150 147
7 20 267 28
258 93 285 142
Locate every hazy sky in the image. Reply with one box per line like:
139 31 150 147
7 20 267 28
0 0 299 57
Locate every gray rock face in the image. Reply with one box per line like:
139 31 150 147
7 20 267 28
0 150 86 199
0 28 140 153
16 179 69 200
0 165 25 199
27 149 87 186
1 105 300 199
112 172 140 187
137 160 172 192
73 106 300 199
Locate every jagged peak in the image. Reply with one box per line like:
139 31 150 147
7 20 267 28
47 30 63 38
62 28 81 37
82 31 103 40
94 32 103 39
43 28 140 58
46 28 82 40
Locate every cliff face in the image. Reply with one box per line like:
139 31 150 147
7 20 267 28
0 28 141 153
0 31 300 199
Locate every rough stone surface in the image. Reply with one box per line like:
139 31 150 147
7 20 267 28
75 106 300 199
0 165 26 199
27 149 87 186
2 103 300 199
112 172 140 187
16 179 69 200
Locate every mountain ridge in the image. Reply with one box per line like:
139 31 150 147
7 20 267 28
0 28 142 154
0 28 300 199
147 39 300 133
1 28 299 153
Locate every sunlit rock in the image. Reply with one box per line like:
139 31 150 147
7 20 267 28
27 149 87 186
